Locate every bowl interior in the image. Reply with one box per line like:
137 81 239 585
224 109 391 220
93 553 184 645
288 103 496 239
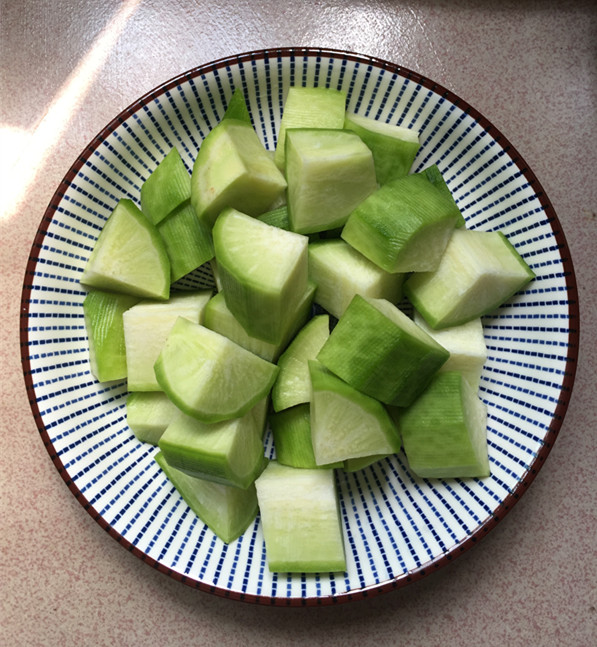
20 48 578 605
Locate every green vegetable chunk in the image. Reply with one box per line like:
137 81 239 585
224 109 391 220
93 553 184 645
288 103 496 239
397 371 490 479
272 314 330 412
154 316 279 423
158 400 268 489
285 128 377 234
309 360 401 465
123 290 211 391
273 86 347 170
344 112 420 184
308 239 404 319
418 164 466 228
317 295 449 407
222 87 252 124
404 228 536 329
341 173 461 273
413 312 487 391
343 454 391 472
269 404 342 469
126 391 180 445
155 451 258 543
191 118 287 228
83 289 140 382
81 198 171 300
203 285 315 363
257 205 290 231
213 208 309 345
158 200 214 282
255 461 346 573
141 148 191 225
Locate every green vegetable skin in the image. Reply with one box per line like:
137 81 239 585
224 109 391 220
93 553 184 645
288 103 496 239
83 289 140 382
80 85 537 566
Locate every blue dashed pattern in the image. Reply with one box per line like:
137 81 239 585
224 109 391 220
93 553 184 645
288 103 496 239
21 50 576 604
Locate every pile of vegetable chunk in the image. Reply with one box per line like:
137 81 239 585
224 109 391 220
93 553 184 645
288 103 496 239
81 86 535 573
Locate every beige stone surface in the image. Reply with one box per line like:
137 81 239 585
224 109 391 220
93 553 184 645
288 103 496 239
1 1 595 645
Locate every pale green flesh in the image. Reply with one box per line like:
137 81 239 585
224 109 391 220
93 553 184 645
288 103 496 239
83 289 140 382
213 208 309 344
141 147 191 225
398 371 490 479
154 317 279 423
191 118 286 227
254 461 346 573
123 291 212 391
272 314 330 412
309 361 401 465
203 284 315 363
273 86 346 169
203 291 282 362
126 391 180 445
404 229 536 329
344 113 420 184
81 199 170 300
269 403 342 469
155 451 258 543
316 295 449 407
158 200 214 282
308 239 404 319
341 173 460 273
285 128 377 234
158 402 267 489
414 312 487 391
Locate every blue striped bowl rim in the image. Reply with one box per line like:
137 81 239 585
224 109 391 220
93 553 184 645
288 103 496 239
20 47 579 606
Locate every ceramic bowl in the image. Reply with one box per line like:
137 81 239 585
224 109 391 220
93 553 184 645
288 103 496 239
20 48 579 605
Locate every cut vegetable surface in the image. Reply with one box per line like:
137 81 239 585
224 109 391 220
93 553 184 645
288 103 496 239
317 295 449 407
414 311 487 391
81 198 170 300
273 86 346 169
154 316 279 423
83 289 140 382
255 460 346 573
213 208 309 344
203 285 314 363
126 391 180 445
308 239 404 319
272 314 330 412
397 371 490 479
191 118 287 227
309 360 401 465
123 290 211 391
341 173 460 273
285 128 377 234
269 403 342 469
155 451 258 543
404 228 536 329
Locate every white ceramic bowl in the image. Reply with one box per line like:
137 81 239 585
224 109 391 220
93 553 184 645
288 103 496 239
20 48 579 605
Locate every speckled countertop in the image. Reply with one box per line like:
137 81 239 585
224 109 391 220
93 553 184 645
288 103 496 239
1 2 596 645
